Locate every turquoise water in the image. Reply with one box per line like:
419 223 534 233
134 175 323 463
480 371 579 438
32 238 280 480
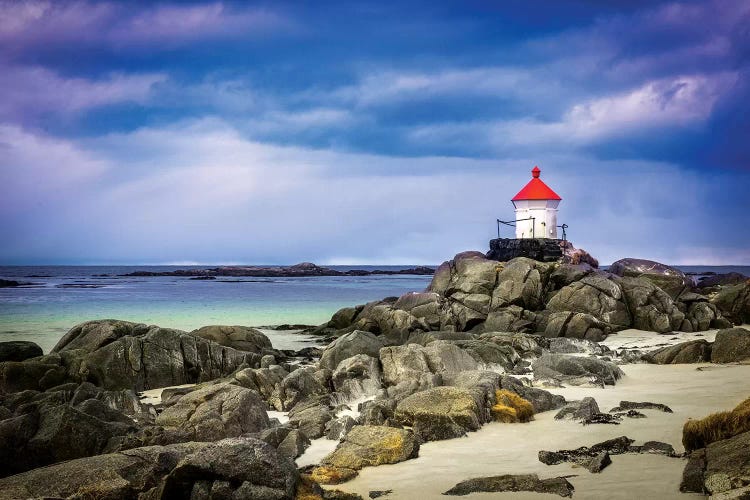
0 266 433 353
2 265 748 354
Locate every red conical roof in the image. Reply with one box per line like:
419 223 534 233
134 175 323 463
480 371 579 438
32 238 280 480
512 166 561 201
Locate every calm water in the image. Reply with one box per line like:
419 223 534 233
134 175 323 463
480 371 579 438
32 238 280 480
1 265 748 354
0 266 433 353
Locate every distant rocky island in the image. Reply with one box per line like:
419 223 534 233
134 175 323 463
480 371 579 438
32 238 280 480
120 262 435 278
1 241 749 499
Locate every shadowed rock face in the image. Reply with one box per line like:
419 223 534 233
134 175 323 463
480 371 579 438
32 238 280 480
0 341 43 362
0 437 299 500
0 382 144 477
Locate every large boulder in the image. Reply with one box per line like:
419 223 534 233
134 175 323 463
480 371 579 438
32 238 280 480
350 301 426 344
492 258 554 311
231 364 288 403
546 274 630 328
287 397 335 439
0 360 67 393
277 367 331 411
532 353 623 386
703 430 750 496
0 384 140 477
498 375 566 413
190 325 272 353
422 341 480 373
711 282 750 324
319 331 384 370
394 292 443 330
711 327 750 363
379 344 440 397
609 258 691 299
617 276 685 333
394 386 484 441
542 311 610 341
155 382 270 442
642 340 712 364
0 341 43 362
331 354 382 399
69 325 256 391
51 319 147 354
0 437 299 500
314 425 419 483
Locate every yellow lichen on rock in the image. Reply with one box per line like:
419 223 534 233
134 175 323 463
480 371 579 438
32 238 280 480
683 396 750 452
492 390 534 423
309 465 358 485
491 404 519 423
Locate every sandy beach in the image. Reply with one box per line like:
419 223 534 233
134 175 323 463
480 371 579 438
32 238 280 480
335 361 750 499
321 327 750 499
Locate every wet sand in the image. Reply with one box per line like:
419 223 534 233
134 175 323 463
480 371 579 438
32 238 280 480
336 362 750 499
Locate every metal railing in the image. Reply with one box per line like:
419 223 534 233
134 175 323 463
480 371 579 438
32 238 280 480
496 218 569 242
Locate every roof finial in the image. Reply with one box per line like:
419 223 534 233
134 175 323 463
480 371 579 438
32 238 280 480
532 166 541 178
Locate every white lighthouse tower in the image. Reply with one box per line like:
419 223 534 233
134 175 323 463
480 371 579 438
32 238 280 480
511 166 561 239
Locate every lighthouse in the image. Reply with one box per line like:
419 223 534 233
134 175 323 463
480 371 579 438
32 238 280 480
511 166 561 239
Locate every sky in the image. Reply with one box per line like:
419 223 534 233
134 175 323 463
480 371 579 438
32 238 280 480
1 0 749 266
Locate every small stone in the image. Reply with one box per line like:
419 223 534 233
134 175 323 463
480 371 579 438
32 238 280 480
585 451 611 473
369 490 393 498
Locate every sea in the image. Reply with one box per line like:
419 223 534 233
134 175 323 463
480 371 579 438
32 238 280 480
0 265 434 353
1 264 748 354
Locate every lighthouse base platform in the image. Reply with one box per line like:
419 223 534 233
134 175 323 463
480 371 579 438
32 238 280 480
486 238 564 263
487 238 600 267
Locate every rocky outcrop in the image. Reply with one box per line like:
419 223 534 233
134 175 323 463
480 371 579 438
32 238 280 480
444 474 574 497
539 436 676 472
532 353 623 386
609 258 691 299
711 281 750 324
317 252 726 344
0 437 299 500
313 425 419 484
0 383 143 477
332 354 382 399
642 340 713 364
498 375 566 413
711 327 750 363
554 397 600 421
26 320 260 392
394 386 484 441
287 397 336 439
0 341 43 362
703 430 750 496
319 331 384 370
154 382 270 442
190 325 273 353
277 366 331 411
547 273 629 326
